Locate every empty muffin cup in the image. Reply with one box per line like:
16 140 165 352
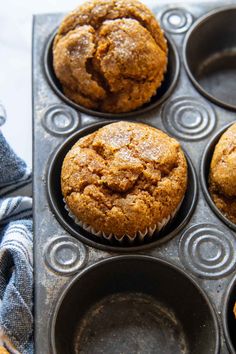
223 274 236 354
51 255 219 354
200 122 236 231
47 121 197 252
184 7 236 111
44 31 179 118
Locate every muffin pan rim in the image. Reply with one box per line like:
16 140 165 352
223 274 236 354
43 29 180 118
50 254 221 354
183 5 236 112
47 120 198 252
200 121 236 232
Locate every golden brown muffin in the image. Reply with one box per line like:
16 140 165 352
53 0 167 113
0 348 10 354
209 123 236 224
61 122 188 239
234 302 236 319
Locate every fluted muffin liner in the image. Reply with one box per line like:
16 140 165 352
63 197 183 243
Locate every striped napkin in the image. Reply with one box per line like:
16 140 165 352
0 112 33 354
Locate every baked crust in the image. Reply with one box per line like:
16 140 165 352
234 302 236 319
53 0 167 113
0 348 10 354
209 123 236 224
61 122 188 238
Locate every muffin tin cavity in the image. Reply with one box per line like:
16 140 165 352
223 275 236 353
44 235 87 275
51 256 219 354
42 104 80 136
159 8 193 34
184 7 236 111
200 122 236 232
47 121 197 251
44 33 180 118
179 224 236 279
74 293 187 354
162 96 216 141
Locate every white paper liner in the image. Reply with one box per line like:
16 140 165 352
63 196 184 243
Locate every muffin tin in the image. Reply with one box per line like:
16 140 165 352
33 1 236 353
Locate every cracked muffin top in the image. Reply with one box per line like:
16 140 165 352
53 0 167 113
209 123 236 224
61 122 188 238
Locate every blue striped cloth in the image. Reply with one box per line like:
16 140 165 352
0 119 33 354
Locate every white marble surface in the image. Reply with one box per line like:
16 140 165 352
0 0 216 168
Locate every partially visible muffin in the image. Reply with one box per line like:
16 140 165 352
61 122 187 240
0 348 9 354
209 123 236 224
53 0 168 113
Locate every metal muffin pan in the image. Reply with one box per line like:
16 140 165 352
183 6 236 111
51 256 219 354
224 274 236 353
33 2 236 353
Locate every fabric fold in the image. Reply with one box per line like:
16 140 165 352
0 123 33 354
